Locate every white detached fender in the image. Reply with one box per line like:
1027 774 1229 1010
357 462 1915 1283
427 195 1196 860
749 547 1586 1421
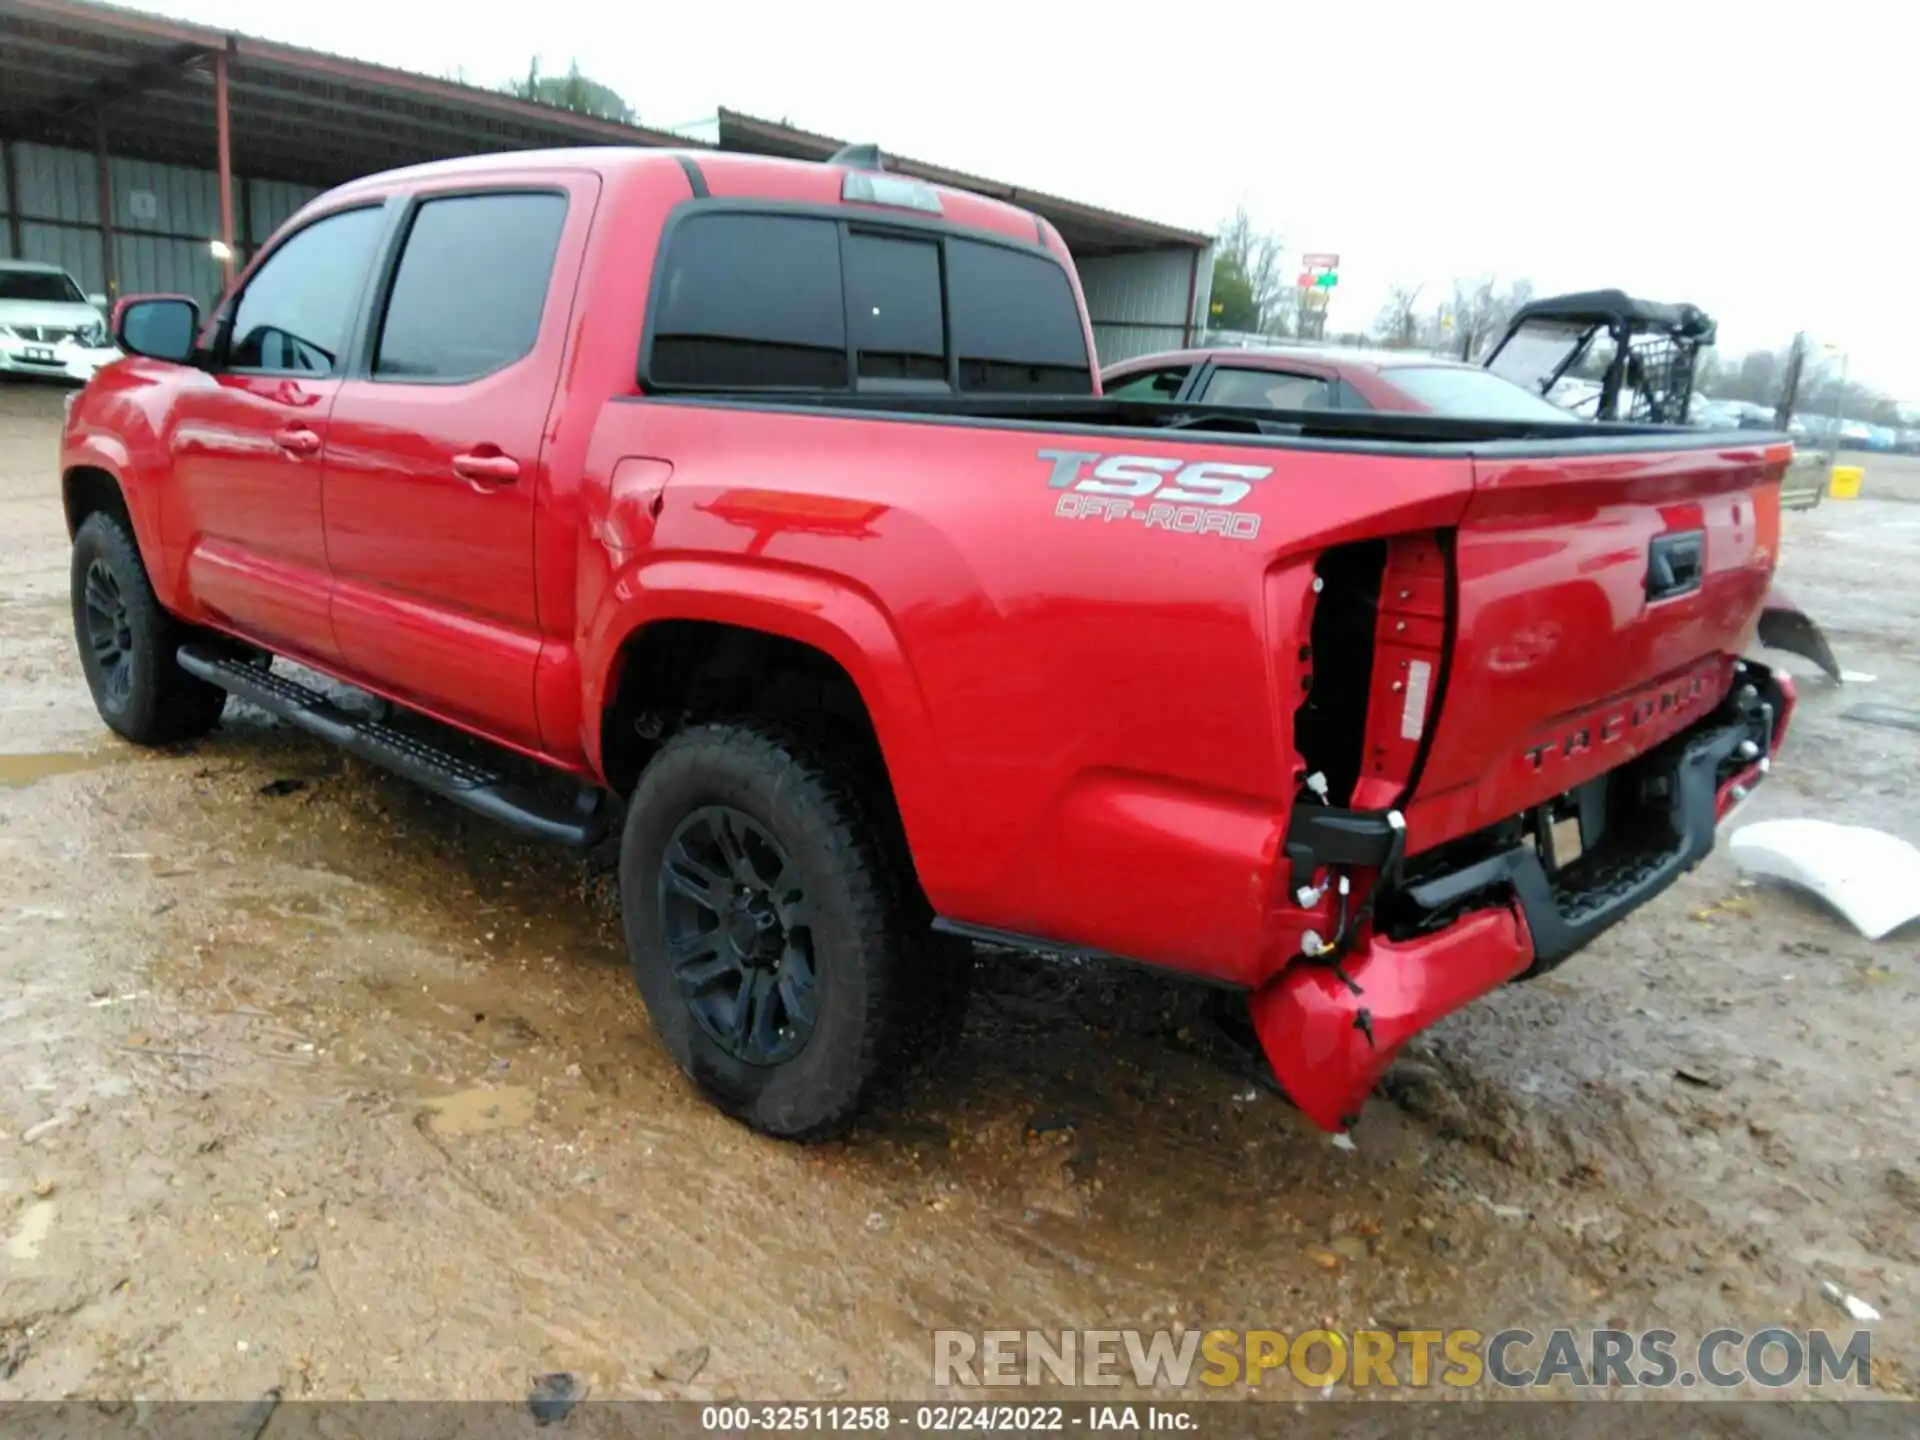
1730 819 1920 940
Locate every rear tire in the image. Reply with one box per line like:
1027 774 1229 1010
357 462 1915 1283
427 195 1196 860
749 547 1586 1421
619 721 962 1139
70 511 227 746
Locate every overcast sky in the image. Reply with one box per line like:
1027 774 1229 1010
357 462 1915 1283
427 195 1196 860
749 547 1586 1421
151 0 1918 405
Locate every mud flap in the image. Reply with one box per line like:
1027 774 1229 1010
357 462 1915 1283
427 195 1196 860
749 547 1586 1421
1245 907 1533 1132
1758 598 1841 684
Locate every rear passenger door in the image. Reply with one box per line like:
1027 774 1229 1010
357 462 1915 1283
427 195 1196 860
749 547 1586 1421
323 178 596 749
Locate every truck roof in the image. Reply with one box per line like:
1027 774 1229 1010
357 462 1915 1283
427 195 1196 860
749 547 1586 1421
321 146 1053 250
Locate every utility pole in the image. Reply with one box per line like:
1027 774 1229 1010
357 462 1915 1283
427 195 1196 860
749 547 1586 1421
1822 340 1847 465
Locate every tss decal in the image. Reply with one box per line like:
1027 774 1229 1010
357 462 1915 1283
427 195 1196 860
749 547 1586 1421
1037 449 1269 540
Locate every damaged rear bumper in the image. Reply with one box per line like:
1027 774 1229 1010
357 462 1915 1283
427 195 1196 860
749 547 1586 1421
1251 661 1794 1132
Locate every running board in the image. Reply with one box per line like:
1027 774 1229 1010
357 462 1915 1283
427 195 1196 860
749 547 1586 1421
177 645 608 848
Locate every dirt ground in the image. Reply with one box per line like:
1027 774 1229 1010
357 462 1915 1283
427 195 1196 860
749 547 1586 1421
0 379 1913 1406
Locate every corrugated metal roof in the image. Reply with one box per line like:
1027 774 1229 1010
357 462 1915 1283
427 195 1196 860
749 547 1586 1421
0 0 703 187
714 109 1212 258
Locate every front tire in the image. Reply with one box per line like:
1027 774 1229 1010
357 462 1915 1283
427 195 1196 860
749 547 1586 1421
619 722 954 1139
70 511 227 745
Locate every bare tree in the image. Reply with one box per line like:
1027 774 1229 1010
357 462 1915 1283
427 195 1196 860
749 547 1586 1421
1374 283 1425 349
1446 276 1536 359
1214 206 1287 335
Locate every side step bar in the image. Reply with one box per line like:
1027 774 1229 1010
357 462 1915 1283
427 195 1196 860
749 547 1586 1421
177 645 608 848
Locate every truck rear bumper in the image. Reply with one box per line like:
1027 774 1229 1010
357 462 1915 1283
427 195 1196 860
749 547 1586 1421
1251 661 1794 1132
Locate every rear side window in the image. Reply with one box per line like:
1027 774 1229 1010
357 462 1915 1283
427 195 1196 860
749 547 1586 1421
1200 367 1333 411
374 192 568 381
650 214 846 388
947 240 1090 394
643 211 1091 395
1104 366 1191 400
228 206 385 374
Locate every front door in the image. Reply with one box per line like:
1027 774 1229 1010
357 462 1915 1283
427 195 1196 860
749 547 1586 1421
324 181 592 750
168 204 389 661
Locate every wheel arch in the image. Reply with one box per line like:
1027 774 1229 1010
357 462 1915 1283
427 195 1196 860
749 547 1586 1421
589 569 947 897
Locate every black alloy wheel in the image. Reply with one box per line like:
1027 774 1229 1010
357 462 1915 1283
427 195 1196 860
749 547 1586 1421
81 557 135 710
660 804 819 1066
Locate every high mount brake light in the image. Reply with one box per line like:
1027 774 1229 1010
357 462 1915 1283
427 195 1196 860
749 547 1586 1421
841 171 942 215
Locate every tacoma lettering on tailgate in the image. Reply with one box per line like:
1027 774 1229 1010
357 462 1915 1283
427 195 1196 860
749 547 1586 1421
1523 669 1717 773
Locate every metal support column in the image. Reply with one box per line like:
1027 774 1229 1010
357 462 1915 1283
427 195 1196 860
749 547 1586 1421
0 137 20 260
237 170 254 267
1183 247 1201 347
213 47 235 289
94 108 117 298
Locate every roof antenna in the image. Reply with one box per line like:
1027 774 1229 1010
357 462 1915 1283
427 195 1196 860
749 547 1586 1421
828 142 886 172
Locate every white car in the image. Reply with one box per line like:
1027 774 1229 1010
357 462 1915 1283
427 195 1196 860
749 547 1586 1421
0 261 122 383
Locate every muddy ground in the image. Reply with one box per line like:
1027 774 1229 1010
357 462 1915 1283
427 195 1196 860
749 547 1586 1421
0 380 1913 1405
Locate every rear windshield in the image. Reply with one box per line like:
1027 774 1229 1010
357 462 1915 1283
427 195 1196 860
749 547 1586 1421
1383 365 1579 421
646 211 1091 396
0 269 84 304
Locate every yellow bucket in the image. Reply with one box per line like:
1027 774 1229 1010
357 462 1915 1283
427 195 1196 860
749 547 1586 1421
1829 465 1864 500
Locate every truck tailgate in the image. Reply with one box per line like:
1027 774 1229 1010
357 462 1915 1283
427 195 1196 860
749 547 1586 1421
1405 440 1788 849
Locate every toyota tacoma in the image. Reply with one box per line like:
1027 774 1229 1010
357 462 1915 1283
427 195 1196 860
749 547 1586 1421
62 146 1793 1138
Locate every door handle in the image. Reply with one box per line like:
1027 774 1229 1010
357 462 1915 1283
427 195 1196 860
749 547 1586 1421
274 426 322 456
452 451 521 485
1645 529 1705 602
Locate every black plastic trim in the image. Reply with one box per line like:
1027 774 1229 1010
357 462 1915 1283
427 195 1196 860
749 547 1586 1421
1284 805 1402 890
617 392 1790 461
1395 666 1787 972
1646 528 1705 602
930 918 1248 991
674 154 710 199
176 645 607 848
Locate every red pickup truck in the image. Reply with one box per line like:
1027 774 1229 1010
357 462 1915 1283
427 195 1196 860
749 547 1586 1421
63 146 1793 1139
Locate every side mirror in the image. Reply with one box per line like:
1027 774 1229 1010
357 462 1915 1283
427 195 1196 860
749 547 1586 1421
87 293 108 312
113 295 200 363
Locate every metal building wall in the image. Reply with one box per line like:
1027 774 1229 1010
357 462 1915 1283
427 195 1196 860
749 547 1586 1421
1077 245 1214 367
0 142 321 306
108 155 225 302
7 143 104 293
247 178 321 245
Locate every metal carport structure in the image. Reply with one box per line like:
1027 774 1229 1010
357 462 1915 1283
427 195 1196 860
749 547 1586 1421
0 0 698 302
1 0 1212 362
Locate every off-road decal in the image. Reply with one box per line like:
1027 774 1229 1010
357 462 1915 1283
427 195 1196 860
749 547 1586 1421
1037 448 1268 540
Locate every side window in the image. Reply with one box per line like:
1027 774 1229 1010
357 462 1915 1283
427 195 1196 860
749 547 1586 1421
227 206 385 375
650 214 846 388
1104 366 1192 400
946 239 1092 394
1200 367 1333 411
374 192 567 381
1332 378 1374 411
844 232 944 387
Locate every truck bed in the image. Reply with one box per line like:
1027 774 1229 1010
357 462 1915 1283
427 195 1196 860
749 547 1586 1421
579 389 1791 993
